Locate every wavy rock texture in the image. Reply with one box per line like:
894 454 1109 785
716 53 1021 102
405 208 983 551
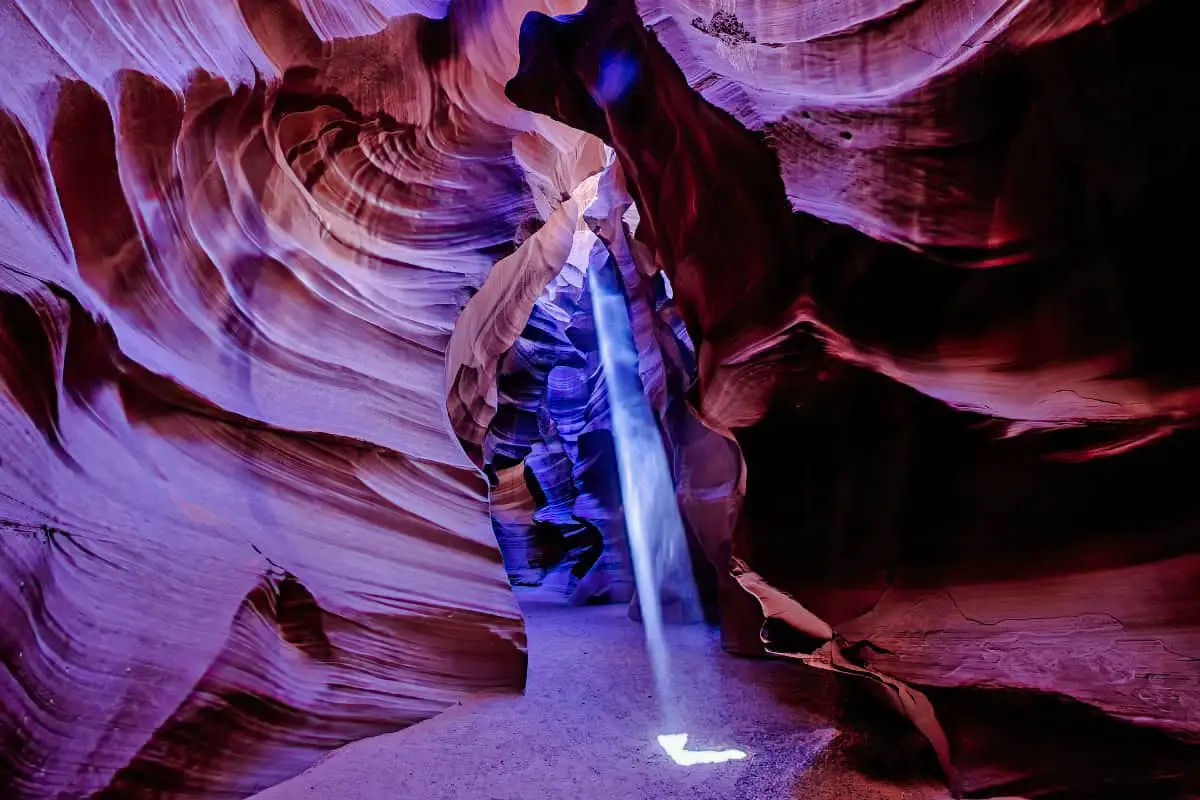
4 0 1200 797
447 139 636 602
0 0 626 797
507 0 1200 796
473 145 736 607
484 264 633 601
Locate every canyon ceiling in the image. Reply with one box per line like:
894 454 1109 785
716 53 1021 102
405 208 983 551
1 0 1198 798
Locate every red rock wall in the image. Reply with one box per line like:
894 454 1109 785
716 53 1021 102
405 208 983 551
507 0 1200 796
0 1 600 796
3 0 1199 796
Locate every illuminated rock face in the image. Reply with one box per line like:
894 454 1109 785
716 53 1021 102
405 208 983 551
483 266 634 602
0 1 600 796
1 0 1199 798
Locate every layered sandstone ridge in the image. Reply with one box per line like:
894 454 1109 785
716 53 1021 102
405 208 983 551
0 1 601 796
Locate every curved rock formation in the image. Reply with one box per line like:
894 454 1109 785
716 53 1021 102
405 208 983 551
507 0 1200 796
0 0 607 796
3 0 1200 797
484 265 633 602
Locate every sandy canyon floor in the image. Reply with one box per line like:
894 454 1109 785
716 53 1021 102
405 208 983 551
251 593 949 800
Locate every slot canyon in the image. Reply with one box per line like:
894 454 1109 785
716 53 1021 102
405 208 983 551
1 0 1198 797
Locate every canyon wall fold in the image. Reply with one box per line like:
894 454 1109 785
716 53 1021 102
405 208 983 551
0 0 604 796
506 0 1200 796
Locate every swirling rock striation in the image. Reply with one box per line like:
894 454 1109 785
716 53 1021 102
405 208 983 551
475 137 737 608
485 264 633 601
4 0 1200 797
0 0 608 796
